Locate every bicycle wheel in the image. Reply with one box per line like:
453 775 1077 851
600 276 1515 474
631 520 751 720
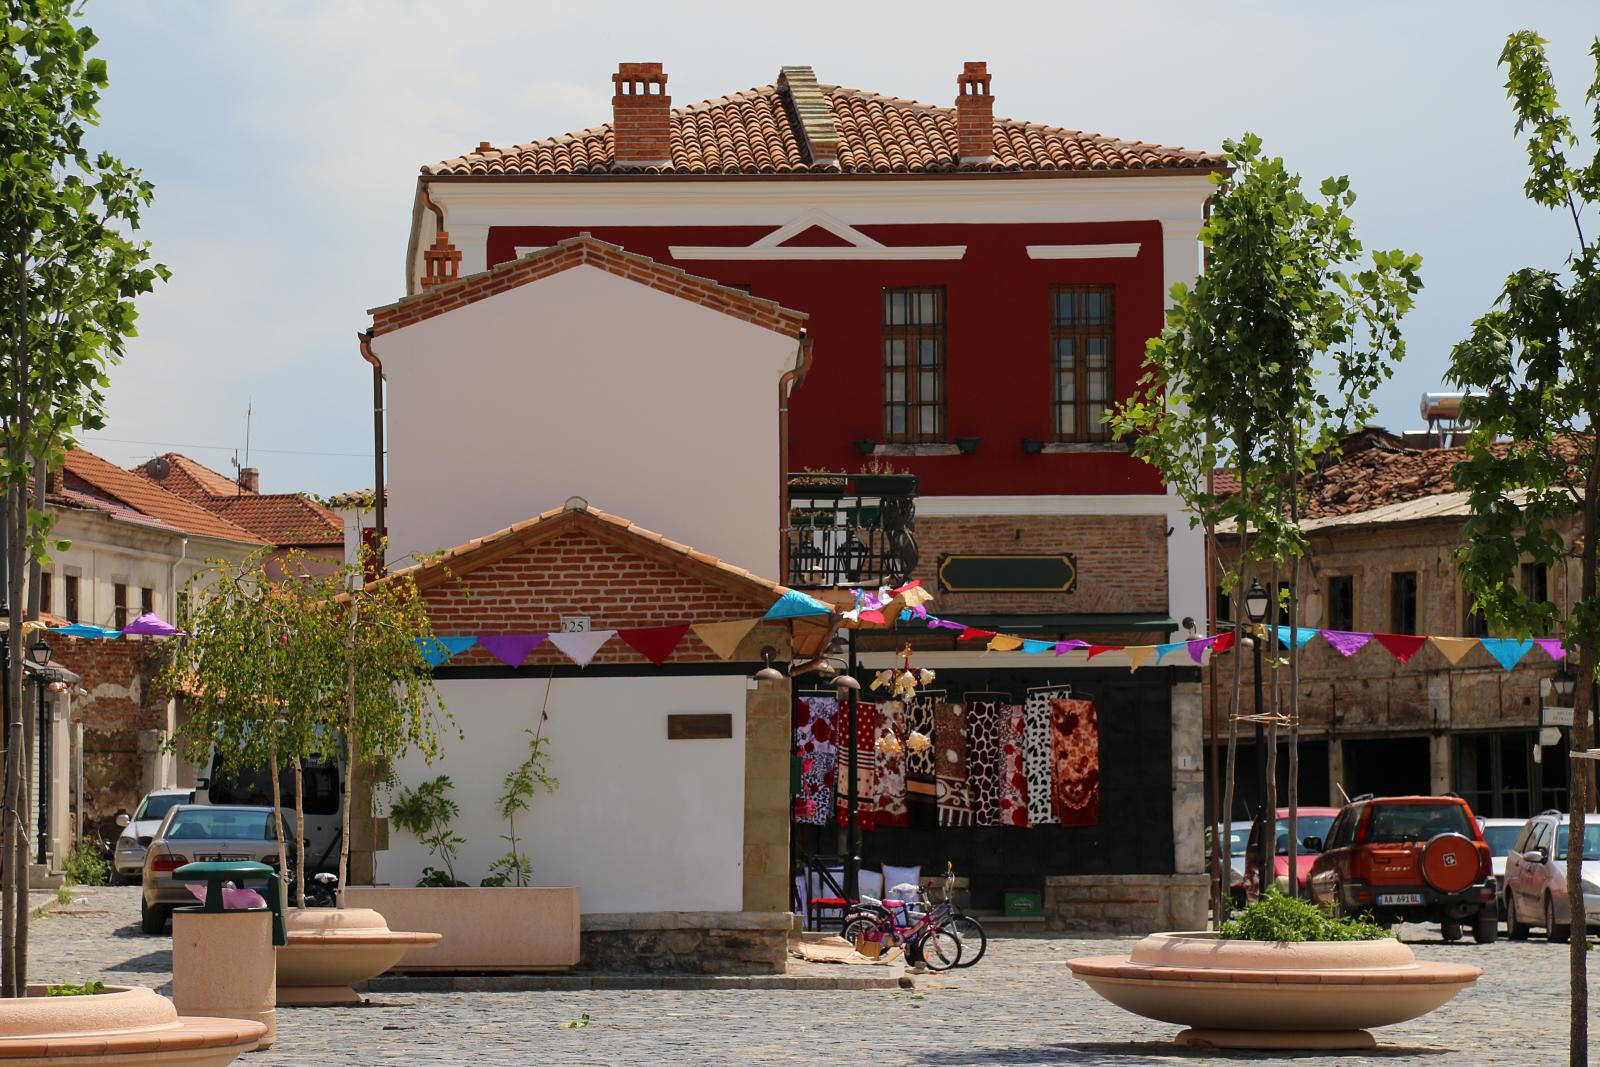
914 926 963 972
949 914 987 967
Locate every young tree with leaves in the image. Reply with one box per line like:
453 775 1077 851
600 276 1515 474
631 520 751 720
0 0 165 995
1448 32 1600 1067
1110 134 1420 918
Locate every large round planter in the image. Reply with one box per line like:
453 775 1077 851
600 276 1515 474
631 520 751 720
0 985 263 1065
275 908 441 1006
1067 931 1482 1050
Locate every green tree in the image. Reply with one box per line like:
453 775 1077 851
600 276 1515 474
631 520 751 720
1110 134 1420 918
1447 32 1600 1066
0 0 166 996
480 731 557 887
162 547 447 909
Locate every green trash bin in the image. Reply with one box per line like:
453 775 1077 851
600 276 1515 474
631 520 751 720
170 860 283 1050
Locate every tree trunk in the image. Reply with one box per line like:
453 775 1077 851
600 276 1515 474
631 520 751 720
1286 485 1302 898
337 591 356 908
1218 522 1249 923
292 762 305 913
1264 558 1280 895
3 482 29 996
1568 482 1597 1067
268 745 288 915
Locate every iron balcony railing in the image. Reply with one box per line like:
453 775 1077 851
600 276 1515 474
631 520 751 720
785 473 918 590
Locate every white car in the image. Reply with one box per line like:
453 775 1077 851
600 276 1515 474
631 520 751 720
1478 816 1525 918
112 789 194 884
1502 810 1600 942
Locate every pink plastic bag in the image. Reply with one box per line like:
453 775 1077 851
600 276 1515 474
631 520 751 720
184 883 268 910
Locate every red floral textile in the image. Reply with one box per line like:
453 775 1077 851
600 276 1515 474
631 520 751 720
998 704 1030 828
873 700 909 828
833 700 878 831
1049 698 1100 827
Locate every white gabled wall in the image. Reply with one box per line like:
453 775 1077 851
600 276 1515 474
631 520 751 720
373 264 796 577
381 675 748 913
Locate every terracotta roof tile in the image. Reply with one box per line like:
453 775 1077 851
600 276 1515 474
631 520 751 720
133 453 248 502
425 83 1220 177
61 450 264 544
208 494 344 546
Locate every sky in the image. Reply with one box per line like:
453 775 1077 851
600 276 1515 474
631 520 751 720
73 0 1600 498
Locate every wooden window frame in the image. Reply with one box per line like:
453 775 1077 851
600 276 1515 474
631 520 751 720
1390 571 1419 636
38 572 51 617
881 286 946 443
64 575 79 623
1051 285 1115 442
1326 575 1355 632
141 587 155 617
114 582 128 629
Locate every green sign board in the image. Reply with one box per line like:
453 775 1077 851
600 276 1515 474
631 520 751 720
937 553 1077 594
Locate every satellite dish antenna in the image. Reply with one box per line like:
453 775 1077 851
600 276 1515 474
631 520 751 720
145 456 171 480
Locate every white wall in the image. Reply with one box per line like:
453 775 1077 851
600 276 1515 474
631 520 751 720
375 264 794 577
380 674 749 913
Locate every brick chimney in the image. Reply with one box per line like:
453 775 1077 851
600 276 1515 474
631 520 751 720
612 62 672 169
955 62 994 165
237 467 259 493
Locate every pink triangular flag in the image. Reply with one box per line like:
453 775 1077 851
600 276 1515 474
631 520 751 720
478 633 547 668
547 629 616 667
1321 630 1373 658
1535 637 1569 662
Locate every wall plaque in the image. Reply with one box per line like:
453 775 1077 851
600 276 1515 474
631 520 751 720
937 553 1077 594
667 713 734 740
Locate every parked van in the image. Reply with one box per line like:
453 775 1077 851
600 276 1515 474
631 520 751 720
195 755 343 873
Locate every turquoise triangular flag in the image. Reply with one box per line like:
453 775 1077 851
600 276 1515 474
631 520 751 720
1479 637 1533 672
1020 639 1054 655
1155 641 1186 664
417 635 477 667
763 589 833 620
1275 625 1316 649
50 623 121 639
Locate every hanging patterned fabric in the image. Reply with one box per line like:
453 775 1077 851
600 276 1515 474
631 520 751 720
934 701 973 827
794 695 839 826
1023 688 1064 826
965 698 1006 827
904 691 942 825
835 700 879 831
1050 697 1101 827
999 704 1030 827
873 700 910 828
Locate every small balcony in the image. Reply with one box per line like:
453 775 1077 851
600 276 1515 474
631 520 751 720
785 472 918 590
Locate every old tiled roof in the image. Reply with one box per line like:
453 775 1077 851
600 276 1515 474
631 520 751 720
61 450 264 544
208 495 344 546
325 487 381 510
136 453 248 502
1303 446 1465 518
425 83 1221 177
390 502 799 607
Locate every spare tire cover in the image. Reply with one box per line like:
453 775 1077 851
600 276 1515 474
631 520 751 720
1421 832 1478 894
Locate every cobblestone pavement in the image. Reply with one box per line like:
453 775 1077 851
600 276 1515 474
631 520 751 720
29 887 1600 1065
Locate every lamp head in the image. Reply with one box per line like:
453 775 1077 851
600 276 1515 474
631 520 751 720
1244 579 1269 623
27 636 50 667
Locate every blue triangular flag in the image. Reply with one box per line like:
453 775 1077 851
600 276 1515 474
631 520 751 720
417 635 477 667
50 623 121 639
1155 641 1186 664
763 589 832 621
1020 639 1054 655
1275 625 1316 649
1479 637 1533 672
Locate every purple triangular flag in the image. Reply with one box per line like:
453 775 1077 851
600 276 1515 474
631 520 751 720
1535 637 1569 662
1322 630 1373 658
1186 635 1217 664
1054 639 1089 656
478 633 547 668
122 612 181 636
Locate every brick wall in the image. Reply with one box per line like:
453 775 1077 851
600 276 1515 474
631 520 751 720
422 529 788 668
911 513 1168 617
52 636 170 828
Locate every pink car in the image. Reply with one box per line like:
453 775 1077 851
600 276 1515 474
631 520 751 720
1243 807 1340 899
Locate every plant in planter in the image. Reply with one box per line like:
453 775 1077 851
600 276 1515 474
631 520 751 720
480 732 557 887
1219 890 1390 943
389 775 468 887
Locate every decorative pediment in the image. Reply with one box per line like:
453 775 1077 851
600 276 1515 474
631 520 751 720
670 210 966 261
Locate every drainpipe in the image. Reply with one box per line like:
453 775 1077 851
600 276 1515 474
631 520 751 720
167 535 187 623
777 331 813 582
358 330 386 574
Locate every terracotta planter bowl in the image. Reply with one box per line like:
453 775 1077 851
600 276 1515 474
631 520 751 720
0 985 263 1065
275 908 441 1007
1067 931 1482 1050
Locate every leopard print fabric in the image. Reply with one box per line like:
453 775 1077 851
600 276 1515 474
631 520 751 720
965 699 1006 827
1023 689 1064 826
998 704 1030 827
904 692 942 823
873 700 909 828
1050 697 1101 827
935 701 972 827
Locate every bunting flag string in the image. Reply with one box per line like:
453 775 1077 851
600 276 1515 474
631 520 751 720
1374 633 1428 664
1479 637 1533 673
547 629 616 668
691 618 762 661
417 636 478 667
1535 637 1569 662
478 633 547 668
618 624 691 666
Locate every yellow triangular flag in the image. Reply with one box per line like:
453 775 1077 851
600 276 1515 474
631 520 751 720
1430 636 1477 666
1125 645 1157 672
986 634 1024 653
691 617 762 661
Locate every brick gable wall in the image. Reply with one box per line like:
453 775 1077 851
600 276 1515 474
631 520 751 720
53 637 171 826
422 529 786 668
370 236 807 339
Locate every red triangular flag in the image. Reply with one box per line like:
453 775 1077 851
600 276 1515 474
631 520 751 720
958 627 997 642
1086 644 1118 660
617 624 691 666
1211 632 1236 654
1374 633 1428 665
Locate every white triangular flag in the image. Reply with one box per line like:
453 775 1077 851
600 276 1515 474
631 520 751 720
547 629 616 667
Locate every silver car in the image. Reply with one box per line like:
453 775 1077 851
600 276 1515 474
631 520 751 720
140 804 290 935
1477 816 1523 919
1502 810 1600 942
112 789 194 884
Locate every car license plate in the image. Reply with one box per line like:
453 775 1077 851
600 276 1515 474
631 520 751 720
1377 893 1423 905
199 854 246 862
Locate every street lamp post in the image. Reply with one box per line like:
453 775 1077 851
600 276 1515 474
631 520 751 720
26 638 50 867
1244 579 1271 899
833 629 862 905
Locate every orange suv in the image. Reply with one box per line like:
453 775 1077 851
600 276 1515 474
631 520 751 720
1305 794 1497 943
